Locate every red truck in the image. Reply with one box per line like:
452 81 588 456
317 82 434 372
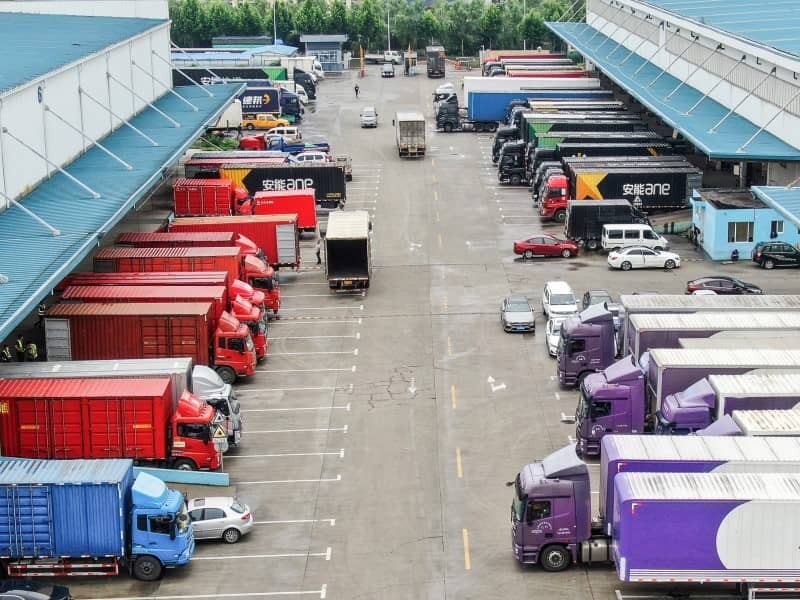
249 190 317 233
173 178 248 217
44 302 257 384
0 377 221 471
170 214 300 269
60 284 268 360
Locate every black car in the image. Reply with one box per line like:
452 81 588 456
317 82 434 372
686 276 763 295
0 580 71 600
752 241 800 269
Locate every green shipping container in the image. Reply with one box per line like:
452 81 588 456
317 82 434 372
263 67 287 81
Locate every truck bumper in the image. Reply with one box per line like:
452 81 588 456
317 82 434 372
557 368 575 386
512 541 539 565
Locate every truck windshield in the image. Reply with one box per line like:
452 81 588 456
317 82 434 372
576 385 590 422
512 475 526 522
251 276 274 291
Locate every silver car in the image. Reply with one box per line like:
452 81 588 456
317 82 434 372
501 296 535 333
187 497 254 543
545 317 565 357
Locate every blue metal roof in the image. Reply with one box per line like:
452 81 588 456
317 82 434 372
173 44 299 63
0 83 243 341
752 186 800 229
638 0 800 59
0 458 133 484
0 12 166 96
547 22 800 161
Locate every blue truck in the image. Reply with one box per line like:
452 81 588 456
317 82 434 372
0 458 194 580
266 135 331 154
468 90 616 123
237 86 303 120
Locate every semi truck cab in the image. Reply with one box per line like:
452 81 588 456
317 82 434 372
492 126 518 162
498 141 527 184
539 174 570 221
557 305 617 386
191 364 242 447
230 295 268 359
213 311 257 383
655 378 716 434
171 391 223 470
240 254 280 316
575 357 646 456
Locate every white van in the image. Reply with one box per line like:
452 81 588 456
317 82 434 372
266 126 302 142
601 223 669 252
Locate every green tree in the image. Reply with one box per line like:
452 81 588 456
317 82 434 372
204 0 236 39
295 0 328 34
326 0 348 34
480 4 503 48
520 11 547 48
352 0 384 50
418 11 441 47
170 0 206 47
274 0 295 42
234 2 264 35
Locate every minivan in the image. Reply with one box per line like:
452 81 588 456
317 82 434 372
266 126 301 142
360 107 378 128
601 224 669 252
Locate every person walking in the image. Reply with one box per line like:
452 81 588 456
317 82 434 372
354 84 360 98
14 334 25 362
1 344 12 363
36 302 47 327
315 237 322 265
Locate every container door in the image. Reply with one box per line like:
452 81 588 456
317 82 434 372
44 318 72 361
16 398 54 458
0 484 55 557
276 224 298 264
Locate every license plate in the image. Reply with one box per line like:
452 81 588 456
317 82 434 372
344 280 353 286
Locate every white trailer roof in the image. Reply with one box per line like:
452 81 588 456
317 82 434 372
0 357 193 377
325 210 370 240
619 472 800 500
630 311 800 330
394 111 425 122
606 434 800 462
649 348 800 368
621 294 800 311
732 410 800 436
463 76 601 95
709 372 800 397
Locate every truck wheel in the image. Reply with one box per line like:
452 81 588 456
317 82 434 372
133 555 163 581
540 545 571 572
763 259 775 269
475 123 485 133
621 261 632 271
173 459 196 471
216 366 237 385
487 122 498 132
586 239 599 251
510 175 521 186
222 528 242 544
554 210 566 224
443 123 453 133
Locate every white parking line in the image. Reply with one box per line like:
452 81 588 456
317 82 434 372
255 519 336 527
227 449 345 459
270 319 362 325
280 282 329 286
235 386 341 393
247 425 348 434
269 350 358 357
280 294 338 298
280 305 363 311
87 590 327 600
243 404 350 412
270 333 360 340
192 548 331 561
257 366 356 373
238 474 342 484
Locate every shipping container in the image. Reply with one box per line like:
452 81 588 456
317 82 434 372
252 189 317 232
170 214 300 269
172 178 246 217
93 246 242 283
218 164 346 209
185 156 287 178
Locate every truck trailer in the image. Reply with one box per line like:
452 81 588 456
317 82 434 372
395 111 426 158
0 357 242 448
170 214 300 269
325 210 371 291
563 199 649 250
731 409 800 436
0 458 193 580
251 189 317 233
172 178 248 216
45 302 257 384
0 377 221 471
425 45 445 78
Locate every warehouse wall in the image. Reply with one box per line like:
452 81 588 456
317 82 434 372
0 0 168 19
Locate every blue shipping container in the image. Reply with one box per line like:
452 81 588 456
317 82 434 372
468 90 615 122
0 459 132 559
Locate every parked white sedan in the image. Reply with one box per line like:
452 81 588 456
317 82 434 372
607 246 681 271
545 317 566 357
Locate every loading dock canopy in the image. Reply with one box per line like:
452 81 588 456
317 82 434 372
0 83 243 342
547 22 800 161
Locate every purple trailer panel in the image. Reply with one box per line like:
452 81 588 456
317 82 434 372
612 472 800 582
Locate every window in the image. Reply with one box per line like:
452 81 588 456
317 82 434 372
189 509 204 522
217 337 227 349
771 220 784 237
526 500 552 522
149 516 171 535
229 338 245 352
624 229 640 240
590 401 612 418
137 515 148 531
569 339 585 354
728 221 754 243
178 423 209 440
606 229 623 240
642 230 658 240
203 508 225 520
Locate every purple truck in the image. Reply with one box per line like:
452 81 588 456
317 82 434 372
731 409 800 436
657 372 800 434
512 444 800 581
574 348 800 456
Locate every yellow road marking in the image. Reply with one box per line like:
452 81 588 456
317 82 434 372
456 448 463 478
462 528 471 570
450 384 457 409
447 337 452 355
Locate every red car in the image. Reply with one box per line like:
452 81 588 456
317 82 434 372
514 234 578 259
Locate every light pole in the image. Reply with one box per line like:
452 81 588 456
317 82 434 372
273 0 278 44
387 8 391 51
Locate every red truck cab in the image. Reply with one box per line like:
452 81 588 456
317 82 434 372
172 390 222 470
215 310 258 382
538 173 570 222
241 254 281 317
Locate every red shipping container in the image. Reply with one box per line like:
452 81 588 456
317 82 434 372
252 190 317 232
170 215 300 269
173 178 246 217
116 231 262 261
0 377 173 461
506 71 589 78
45 302 215 366
93 246 242 283
61 285 230 323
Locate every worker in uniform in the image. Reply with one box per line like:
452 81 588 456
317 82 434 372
1 345 12 362
14 334 25 362
354 84 360 98
37 302 47 326
25 341 38 362
315 237 322 265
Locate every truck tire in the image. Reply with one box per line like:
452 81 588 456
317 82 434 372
510 175 521 186
133 555 163 581
487 122 498 132
585 239 599 251
216 366 237 385
474 123 485 133
172 459 197 471
540 545 571 572
554 210 567 224
222 528 242 544
443 123 453 133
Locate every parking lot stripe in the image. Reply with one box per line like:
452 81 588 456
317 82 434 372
447 337 453 355
462 528 472 570
255 518 336 527
247 425 348 434
192 548 331 561
269 334 360 340
87 591 327 600
280 294 339 298
451 385 457 409
236 386 339 393
257 366 356 373
280 305 363 312
456 448 463 478
268 349 357 357
238 474 341 484
270 318 362 325
226 449 345 459
243 405 350 413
